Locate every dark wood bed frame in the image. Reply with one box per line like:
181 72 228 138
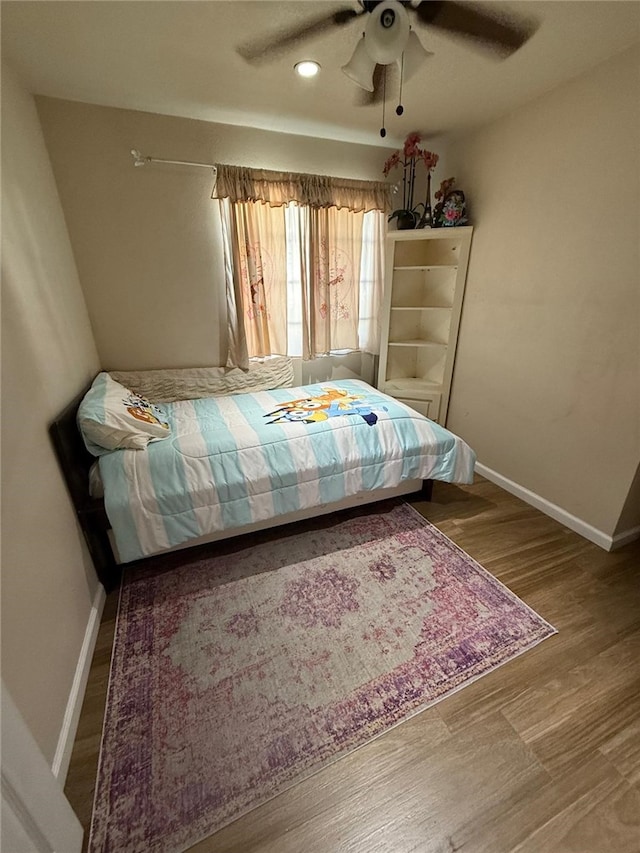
49 387 433 593
49 387 121 591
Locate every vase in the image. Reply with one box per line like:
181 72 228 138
396 211 416 230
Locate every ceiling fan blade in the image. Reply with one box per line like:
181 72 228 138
414 0 538 57
237 7 362 63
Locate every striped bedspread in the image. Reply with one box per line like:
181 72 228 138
99 379 476 562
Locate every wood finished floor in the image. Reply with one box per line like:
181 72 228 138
64 476 640 852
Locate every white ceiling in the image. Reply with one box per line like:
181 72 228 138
2 1 639 146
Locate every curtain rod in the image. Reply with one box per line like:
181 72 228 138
130 149 217 172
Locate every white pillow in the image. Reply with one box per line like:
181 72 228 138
77 372 171 456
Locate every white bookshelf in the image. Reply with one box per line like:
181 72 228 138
377 227 473 425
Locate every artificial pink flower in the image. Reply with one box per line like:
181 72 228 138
435 177 456 200
422 150 439 171
383 133 441 214
382 151 401 176
403 132 422 158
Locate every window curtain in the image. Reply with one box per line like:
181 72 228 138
309 206 364 356
358 209 385 355
215 165 391 213
215 164 391 370
221 199 289 366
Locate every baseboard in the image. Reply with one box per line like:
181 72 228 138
474 462 621 552
611 524 640 550
52 583 106 784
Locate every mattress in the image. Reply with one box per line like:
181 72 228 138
98 379 476 562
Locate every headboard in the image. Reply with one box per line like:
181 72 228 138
49 387 120 591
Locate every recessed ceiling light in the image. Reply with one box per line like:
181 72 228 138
294 60 320 78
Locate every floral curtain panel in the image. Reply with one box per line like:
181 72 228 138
221 199 289 366
215 165 389 369
309 206 364 357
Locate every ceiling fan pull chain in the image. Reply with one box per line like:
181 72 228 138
396 51 405 116
380 66 387 138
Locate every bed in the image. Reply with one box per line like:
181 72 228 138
50 365 476 591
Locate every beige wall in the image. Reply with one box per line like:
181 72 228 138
446 44 640 537
615 463 640 536
1 63 101 763
36 98 398 379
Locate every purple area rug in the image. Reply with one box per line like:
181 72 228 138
89 501 555 853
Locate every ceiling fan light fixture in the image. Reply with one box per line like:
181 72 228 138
401 30 434 82
341 37 376 92
364 0 410 65
294 60 320 78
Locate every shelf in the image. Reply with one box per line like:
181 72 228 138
393 265 458 271
380 227 473 425
391 235 465 269
384 378 442 401
388 339 448 348
390 270 456 310
390 306 451 312
385 345 447 387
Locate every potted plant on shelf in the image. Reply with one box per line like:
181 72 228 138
383 132 439 229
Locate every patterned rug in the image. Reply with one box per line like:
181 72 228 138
89 501 555 853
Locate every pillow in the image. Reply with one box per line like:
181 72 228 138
110 357 295 403
77 372 171 456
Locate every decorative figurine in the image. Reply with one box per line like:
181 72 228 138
434 188 468 228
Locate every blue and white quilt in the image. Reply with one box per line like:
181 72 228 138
98 380 476 562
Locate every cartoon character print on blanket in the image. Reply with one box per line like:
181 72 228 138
124 392 170 430
264 387 388 426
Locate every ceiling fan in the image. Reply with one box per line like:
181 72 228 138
237 1 539 99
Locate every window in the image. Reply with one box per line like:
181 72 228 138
215 164 390 370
